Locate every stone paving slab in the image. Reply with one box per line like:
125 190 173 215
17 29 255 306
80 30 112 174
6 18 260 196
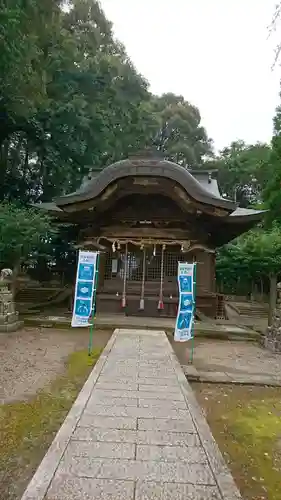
21 328 242 500
136 444 207 462
72 428 201 446
78 414 138 430
46 477 134 500
139 398 187 409
65 440 135 459
138 417 196 432
135 482 222 499
55 457 216 484
83 404 191 419
89 388 185 400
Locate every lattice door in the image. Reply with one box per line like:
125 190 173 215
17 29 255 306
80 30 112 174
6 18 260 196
104 249 187 283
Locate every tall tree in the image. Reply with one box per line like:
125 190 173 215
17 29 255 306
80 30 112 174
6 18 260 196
263 99 281 224
151 93 213 167
0 0 63 145
0 0 157 203
0 0 161 281
216 225 281 324
0 202 56 294
206 141 271 207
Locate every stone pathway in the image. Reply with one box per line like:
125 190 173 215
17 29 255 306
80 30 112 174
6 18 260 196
21 329 241 500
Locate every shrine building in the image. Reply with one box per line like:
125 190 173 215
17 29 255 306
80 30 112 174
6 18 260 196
35 151 264 319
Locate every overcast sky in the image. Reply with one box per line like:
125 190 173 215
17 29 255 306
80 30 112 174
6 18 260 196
100 0 281 151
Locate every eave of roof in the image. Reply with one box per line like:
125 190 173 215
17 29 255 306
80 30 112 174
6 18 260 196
54 159 236 212
32 202 63 213
228 207 267 221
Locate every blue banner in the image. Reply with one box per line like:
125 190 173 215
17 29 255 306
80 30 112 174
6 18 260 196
71 250 98 327
174 262 196 342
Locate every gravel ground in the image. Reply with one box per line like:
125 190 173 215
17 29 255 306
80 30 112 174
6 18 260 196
0 327 112 404
2 328 279 403
169 336 281 375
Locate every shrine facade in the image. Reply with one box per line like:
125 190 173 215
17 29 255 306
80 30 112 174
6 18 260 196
35 151 264 319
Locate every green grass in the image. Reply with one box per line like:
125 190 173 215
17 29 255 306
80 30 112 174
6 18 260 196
228 399 281 498
194 384 281 500
0 348 101 500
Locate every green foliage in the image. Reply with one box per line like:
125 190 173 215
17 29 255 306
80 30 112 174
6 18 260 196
216 225 281 293
0 0 62 138
241 225 281 277
206 141 271 207
263 103 281 224
0 0 216 205
0 202 56 270
0 0 156 203
216 242 251 294
151 93 213 167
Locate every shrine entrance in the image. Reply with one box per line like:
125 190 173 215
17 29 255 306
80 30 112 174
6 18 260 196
100 244 189 317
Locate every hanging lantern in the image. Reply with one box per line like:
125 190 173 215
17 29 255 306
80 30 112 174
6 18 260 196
181 244 184 252
117 241 121 250
112 241 116 252
153 244 156 257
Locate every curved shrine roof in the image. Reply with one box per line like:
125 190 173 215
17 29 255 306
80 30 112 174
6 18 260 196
33 153 265 225
54 158 236 211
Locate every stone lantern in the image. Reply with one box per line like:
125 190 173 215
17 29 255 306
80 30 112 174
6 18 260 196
0 269 22 332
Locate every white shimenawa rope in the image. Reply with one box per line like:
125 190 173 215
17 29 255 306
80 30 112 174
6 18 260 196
121 243 128 309
139 247 146 310
158 243 165 310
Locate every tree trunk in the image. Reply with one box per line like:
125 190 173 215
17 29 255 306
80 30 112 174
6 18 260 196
251 280 255 301
260 277 264 300
268 273 277 326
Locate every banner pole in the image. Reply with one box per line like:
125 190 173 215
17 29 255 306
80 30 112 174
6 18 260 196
189 262 197 364
88 252 100 356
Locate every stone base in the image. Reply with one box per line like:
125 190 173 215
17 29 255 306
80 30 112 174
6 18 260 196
0 321 23 333
0 312 19 325
261 334 281 353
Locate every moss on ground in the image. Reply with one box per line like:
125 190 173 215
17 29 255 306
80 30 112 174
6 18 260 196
0 348 101 500
193 384 281 500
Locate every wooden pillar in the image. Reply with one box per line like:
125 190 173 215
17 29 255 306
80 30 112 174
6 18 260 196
210 253 216 293
195 251 205 293
97 252 106 292
195 250 214 294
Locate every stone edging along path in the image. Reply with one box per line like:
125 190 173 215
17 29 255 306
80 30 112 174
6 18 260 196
21 329 242 500
183 365 281 387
